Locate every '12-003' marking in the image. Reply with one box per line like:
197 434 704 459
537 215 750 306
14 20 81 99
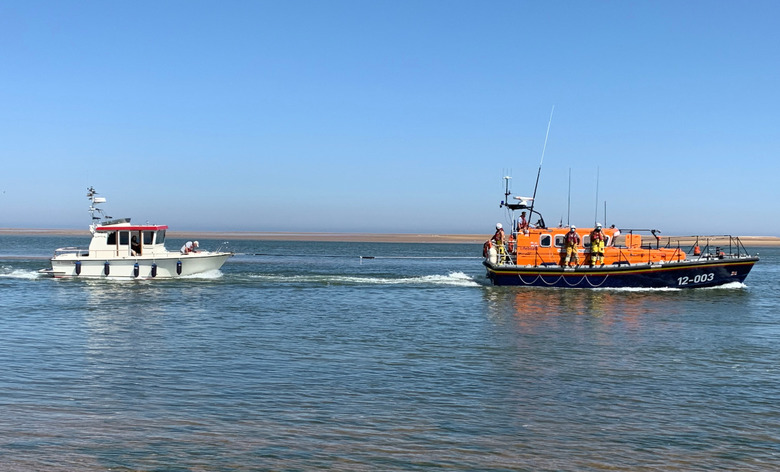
677 273 715 286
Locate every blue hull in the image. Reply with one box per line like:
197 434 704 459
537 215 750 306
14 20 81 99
484 257 758 288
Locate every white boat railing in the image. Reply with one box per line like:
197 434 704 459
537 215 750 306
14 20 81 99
54 247 90 257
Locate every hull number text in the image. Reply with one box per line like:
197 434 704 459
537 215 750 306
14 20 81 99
677 273 715 286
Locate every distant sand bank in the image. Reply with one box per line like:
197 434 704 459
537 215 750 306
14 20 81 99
2 228 779 246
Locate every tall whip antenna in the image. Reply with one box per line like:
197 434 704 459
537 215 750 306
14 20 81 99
594 166 600 225
528 106 555 221
567 167 571 226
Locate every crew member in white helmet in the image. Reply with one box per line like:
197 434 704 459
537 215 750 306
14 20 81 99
491 223 505 246
590 223 606 266
562 226 580 267
180 240 200 254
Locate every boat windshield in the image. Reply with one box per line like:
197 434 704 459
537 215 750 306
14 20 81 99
156 230 166 244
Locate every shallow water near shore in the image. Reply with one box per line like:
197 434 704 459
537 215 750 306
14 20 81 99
1 236 779 471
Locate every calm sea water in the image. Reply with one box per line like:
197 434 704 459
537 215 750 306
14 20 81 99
1 235 778 471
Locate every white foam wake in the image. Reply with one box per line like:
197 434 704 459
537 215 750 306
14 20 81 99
249 271 480 287
0 268 42 280
595 286 682 292
701 281 747 290
596 281 748 292
180 269 224 280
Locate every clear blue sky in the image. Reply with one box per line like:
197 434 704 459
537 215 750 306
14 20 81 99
1 1 778 235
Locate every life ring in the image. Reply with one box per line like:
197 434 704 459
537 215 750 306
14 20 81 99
483 240 492 258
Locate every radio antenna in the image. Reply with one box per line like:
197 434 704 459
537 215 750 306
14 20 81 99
528 106 554 223
567 167 571 227
594 166 600 225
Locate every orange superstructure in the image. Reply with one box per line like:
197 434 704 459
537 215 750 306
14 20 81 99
494 226 687 267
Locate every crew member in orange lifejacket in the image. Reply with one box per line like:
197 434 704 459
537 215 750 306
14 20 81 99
562 226 581 267
589 223 606 266
491 223 505 245
693 245 701 256
491 223 507 263
517 211 529 233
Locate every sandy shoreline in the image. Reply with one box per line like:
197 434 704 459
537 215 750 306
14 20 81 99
2 228 779 246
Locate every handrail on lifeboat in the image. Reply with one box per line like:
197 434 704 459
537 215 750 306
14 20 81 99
660 235 751 261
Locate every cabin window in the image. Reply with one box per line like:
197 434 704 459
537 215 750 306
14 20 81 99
119 232 129 246
605 236 611 246
540 234 552 247
143 231 154 245
554 235 564 247
106 231 117 245
156 230 166 244
583 235 591 248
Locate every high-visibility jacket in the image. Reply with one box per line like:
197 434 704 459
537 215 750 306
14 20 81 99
590 230 605 242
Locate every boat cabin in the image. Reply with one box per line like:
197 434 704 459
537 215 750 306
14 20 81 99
88 219 169 258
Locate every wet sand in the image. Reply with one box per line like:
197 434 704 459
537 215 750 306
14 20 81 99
2 228 779 246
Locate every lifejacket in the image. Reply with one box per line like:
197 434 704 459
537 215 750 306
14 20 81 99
492 229 505 244
565 231 580 246
693 245 701 256
517 216 528 231
507 235 515 253
590 230 605 242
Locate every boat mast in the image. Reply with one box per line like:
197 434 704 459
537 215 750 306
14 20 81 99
567 167 571 227
527 106 554 225
594 166 600 225
86 187 108 233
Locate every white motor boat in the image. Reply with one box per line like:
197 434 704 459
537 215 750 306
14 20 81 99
39 187 232 279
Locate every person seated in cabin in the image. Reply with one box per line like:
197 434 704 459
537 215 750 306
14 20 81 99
562 226 581 267
517 211 529 233
131 235 141 256
180 240 200 254
589 223 606 266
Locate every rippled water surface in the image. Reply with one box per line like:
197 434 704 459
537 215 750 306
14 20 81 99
1 236 779 471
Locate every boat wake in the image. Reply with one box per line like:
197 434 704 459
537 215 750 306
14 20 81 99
594 281 748 292
0 268 42 280
249 271 481 287
701 281 747 290
180 269 224 280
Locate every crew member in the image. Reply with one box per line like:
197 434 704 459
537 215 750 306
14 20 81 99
180 240 200 254
491 223 505 245
609 224 620 246
517 211 529 232
491 223 506 262
562 226 580 267
590 223 606 266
